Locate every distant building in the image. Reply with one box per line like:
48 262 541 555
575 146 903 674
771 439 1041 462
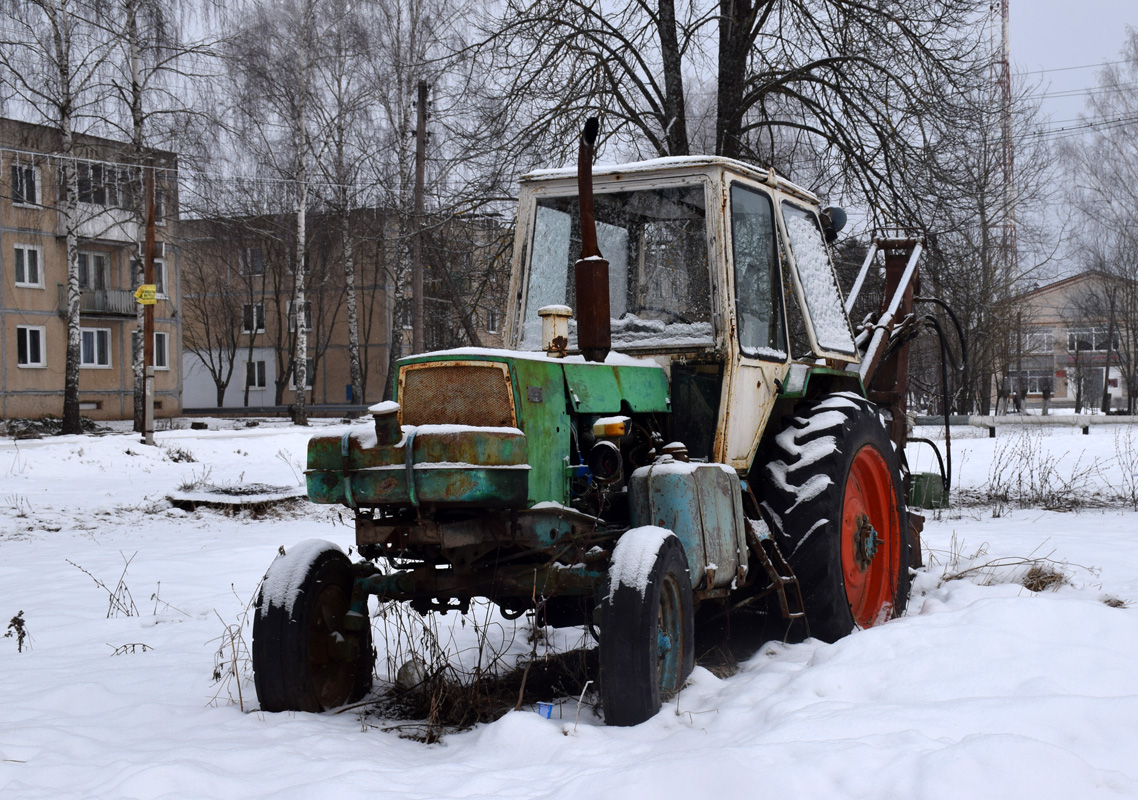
178 209 507 412
1010 271 1135 412
1 117 181 421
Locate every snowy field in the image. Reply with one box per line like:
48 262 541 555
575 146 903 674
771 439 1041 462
2 419 1137 799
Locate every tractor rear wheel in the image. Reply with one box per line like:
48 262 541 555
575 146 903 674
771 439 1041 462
600 528 694 726
761 393 911 642
252 541 374 712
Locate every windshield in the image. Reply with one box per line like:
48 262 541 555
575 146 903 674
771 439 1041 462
520 183 713 350
781 202 855 355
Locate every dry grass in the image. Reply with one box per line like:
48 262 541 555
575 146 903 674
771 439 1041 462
1020 563 1068 592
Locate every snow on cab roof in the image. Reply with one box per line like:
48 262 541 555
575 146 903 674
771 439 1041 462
403 346 662 368
522 155 819 204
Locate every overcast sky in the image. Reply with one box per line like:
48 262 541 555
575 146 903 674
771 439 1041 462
1012 0 1135 124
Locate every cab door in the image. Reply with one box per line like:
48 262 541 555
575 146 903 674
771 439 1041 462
715 181 791 469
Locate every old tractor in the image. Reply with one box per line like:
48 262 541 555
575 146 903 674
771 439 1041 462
251 121 932 726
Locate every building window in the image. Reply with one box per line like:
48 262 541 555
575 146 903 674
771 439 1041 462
1068 328 1120 353
154 331 169 369
1024 331 1053 354
80 328 111 368
77 161 107 205
402 305 413 330
17 326 46 367
485 307 499 334
154 259 167 297
246 360 267 389
291 357 314 390
14 244 44 287
244 247 264 276
12 163 39 206
78 252 109 291
287 300 312 332
1012 369 1053 395
242 303 265 334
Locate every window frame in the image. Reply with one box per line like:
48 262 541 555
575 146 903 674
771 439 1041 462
80 327 112 368
243 246 264 276
291 357 315 390
11 163 40 207
153 258 167 298
485 307 500 334
154 331 169 370
242 303 265 334
78 251 109 291
728 181 788 361
287 300 313 332
14 243 45 288
16 325 47 368
245 359 267 389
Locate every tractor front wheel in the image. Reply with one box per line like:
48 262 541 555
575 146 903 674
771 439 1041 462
600 528 694 726
762 393 912 642
252 540 374 712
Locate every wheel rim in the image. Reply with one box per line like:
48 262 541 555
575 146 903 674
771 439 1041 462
656 574 684 698
840 444 901 628
306 583 355 708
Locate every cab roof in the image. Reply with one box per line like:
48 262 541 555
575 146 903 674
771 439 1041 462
521 155 820 205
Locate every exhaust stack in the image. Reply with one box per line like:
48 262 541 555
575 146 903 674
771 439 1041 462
575 117 610 362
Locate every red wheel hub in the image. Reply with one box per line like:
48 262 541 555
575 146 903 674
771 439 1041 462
840 445 901 628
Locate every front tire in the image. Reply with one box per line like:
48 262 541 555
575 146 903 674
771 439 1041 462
762 393 911 642
600 528 695 726
252 540 374 712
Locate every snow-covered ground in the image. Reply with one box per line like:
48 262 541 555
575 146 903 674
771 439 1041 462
2 420 1137 799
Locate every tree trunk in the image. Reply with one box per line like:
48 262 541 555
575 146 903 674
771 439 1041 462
53 2 83 435
129 0 146 433
293 152 309 425
343 211 363 405
716 0 753 159
656 0 689 156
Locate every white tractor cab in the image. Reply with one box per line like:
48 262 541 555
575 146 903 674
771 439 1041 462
506 156 880 472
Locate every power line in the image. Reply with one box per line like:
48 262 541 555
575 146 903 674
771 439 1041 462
1015 59 1130 76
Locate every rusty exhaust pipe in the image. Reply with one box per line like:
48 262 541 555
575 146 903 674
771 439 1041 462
575 117 610 363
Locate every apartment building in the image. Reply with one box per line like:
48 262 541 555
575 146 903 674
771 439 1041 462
1 117 180 421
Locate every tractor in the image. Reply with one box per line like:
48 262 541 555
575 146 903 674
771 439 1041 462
251 120 937 726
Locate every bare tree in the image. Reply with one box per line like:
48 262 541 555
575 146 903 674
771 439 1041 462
912 69 1061 415
106 0 222 430
0 0 118 434
228 0 351 424
473 0 984 222
1066 31 1138 414
180 223 242 406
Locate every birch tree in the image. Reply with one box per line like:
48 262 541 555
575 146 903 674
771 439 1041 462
0 0 117 434
108 0 221 430
228 0 347 424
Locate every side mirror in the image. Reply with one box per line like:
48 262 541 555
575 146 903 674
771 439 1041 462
821 206 847 243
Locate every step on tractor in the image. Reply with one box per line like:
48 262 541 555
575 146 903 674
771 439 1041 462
251 119 942 726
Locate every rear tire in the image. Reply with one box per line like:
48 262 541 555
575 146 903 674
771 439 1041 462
253 541 374 712
600 529 694 726
761 393 911 642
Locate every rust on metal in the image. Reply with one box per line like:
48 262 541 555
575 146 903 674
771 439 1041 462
868 239 921 448
575 117 611 362
398 360 517 427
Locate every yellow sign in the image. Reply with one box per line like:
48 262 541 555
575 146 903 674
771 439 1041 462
134 284 157 305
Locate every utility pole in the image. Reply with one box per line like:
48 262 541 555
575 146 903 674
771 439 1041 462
412 80 428 354
142 164 156 446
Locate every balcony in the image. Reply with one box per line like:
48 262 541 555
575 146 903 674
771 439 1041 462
57 205 141 244
57 285 137 318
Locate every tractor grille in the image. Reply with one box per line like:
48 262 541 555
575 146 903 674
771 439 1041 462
399 362 517 428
